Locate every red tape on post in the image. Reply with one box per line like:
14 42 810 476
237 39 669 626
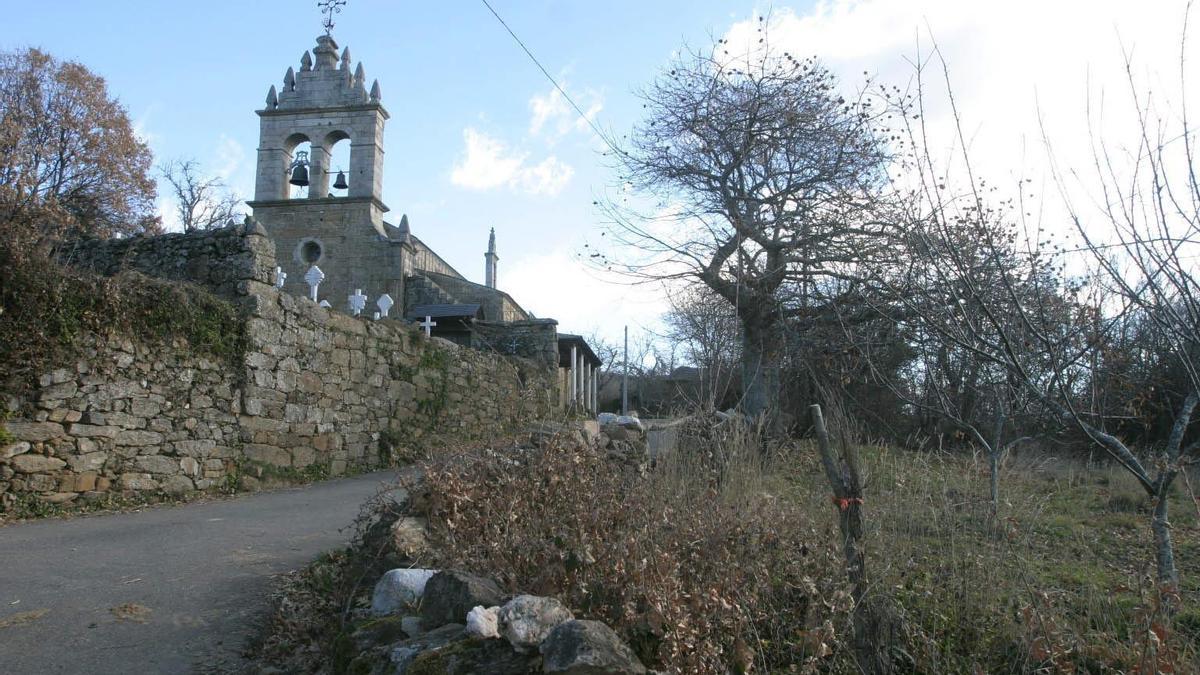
831 496 864 511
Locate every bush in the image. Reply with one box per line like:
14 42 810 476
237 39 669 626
420 432 852 674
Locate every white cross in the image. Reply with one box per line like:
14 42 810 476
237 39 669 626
273 266 287 289
318 300 331 308
348 288 367 316
419 315 437 336
304 265 325 302
376 293 394 318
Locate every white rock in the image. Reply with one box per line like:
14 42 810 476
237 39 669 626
465 605 500 639
371 568 437 616
498 595 574 652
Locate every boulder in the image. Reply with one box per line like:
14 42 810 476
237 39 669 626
497 595 574 653
388 623 466 672
372 568 438 616
466 605 500 639
541 620 647 674
391 516 430 558
421 570 505 627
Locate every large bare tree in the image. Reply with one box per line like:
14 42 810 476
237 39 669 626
600 33 894 418
158 159 244 232
0 48 157 246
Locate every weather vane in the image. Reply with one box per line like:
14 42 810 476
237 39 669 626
318 0 347 35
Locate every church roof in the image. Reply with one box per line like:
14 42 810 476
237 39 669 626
406 304 483 320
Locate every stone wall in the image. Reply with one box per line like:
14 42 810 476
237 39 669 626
1 224 556 512
60 223 275 301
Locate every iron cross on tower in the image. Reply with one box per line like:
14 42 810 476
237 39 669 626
318 0 347 35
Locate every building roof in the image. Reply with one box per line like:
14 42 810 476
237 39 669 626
557 333 603 368
405 304 482 320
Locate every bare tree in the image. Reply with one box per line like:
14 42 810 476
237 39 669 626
599 29 895 419
159 159 244 232
876 31 1199 607
663 285 741 409
0 48 158 245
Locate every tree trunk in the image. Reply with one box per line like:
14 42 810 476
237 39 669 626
1152 473 1181 614
741 316 783 419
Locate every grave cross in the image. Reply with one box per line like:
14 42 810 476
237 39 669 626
419 315 437 337
304 265 325 302
376 293 394 319
348 288 367 316
273 266 287 289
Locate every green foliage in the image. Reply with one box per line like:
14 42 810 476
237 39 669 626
0 246 246 396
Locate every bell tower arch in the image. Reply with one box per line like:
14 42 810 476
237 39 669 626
249 34 406 308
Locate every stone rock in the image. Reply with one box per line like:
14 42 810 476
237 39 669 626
421 570 505 627
132 455 179 474
388 623 466 671
160 475 194 496
391 516 430 558
4 421 65 442
466 605 501 640
497 595 573 652
372 568 437 616
115 430 165 447
401 615 425 638
243 443 290 467
39 492 78 504
541 620 647 674
68 424 120 439
11 454 67 474
404 634 540 675
119 473 159 491
67 451 106 473
2 441 31 459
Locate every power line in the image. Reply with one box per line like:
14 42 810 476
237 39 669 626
477 0 619 156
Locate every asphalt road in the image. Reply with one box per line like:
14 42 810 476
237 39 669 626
0 471 401 674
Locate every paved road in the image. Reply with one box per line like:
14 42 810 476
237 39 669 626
0 471 401 674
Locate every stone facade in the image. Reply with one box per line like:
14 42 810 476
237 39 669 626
0 225 556 510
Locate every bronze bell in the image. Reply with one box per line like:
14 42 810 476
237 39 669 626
288 163 310 187
332 170 348 191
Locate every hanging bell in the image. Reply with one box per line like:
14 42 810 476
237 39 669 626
332 170 348 191
288 163 310 187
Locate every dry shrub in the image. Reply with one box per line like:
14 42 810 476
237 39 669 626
421 431 851 674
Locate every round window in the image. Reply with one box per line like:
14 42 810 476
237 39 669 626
301 240 322 264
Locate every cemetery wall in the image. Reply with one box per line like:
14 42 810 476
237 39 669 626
0 224 556 511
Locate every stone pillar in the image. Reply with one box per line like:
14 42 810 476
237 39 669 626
569 345 577 407
583 363 592 414
576 352 585 408
592 370 599 414
308 143 331 199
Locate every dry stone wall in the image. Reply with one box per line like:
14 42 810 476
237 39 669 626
1 223 556 512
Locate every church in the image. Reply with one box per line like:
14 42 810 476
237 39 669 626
246 33 603 413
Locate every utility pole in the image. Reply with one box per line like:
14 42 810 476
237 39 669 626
622 325 629 416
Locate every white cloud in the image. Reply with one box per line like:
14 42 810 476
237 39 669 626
213 133 245 182
450 128 574 196
720 1 1198 242
503 248 666 342
528 85 603 140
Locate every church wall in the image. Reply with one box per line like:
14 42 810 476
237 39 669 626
420 271 530 322
1 226 556 511
256 198 405 315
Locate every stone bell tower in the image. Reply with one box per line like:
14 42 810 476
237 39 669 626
248 34 405 308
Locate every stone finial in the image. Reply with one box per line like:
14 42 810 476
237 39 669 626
314 35 339 70
300 51 313 72
353 62 366 89
340 46 351 70
398 214 410 234
266 85 278 109
284 67 296 91
370 79 381 102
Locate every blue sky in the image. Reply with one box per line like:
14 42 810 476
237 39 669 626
6 1 1194 348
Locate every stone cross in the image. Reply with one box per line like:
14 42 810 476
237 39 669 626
373 311 380 320
348 289 367 316
304 265 325 302
376 293 394 318
273 266 287 289
419 315 437 337
318 300 332 308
